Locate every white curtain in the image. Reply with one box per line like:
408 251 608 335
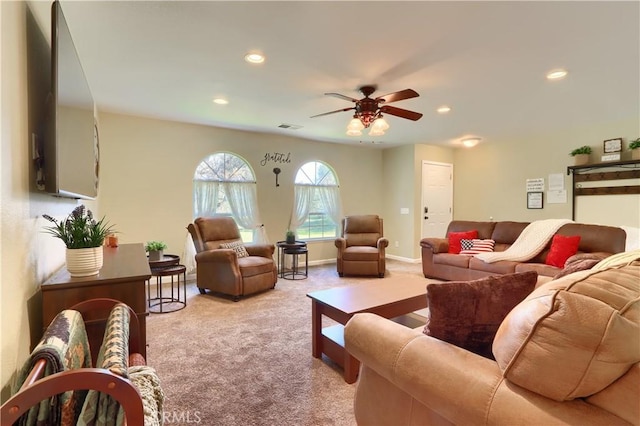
288 185 313 231
224 182 268 243
182 232 197 274
193 180 220 218
289 184 342 233
316 186 342 227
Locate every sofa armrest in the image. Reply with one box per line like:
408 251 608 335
335 238 346 250
245 243 275 258
377 237 389 249
420 237 448 254
345 313 502 424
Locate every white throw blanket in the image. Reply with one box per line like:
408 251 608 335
475 218 573 263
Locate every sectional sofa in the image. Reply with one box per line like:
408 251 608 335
420 220 627 281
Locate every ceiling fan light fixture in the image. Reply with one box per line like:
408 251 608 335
437 106 451 114
371 116 389 131
347 118 365 131
368 127 385 137
346 129 362 136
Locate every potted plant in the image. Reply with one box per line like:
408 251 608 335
145 241 167 261
43 205 115 277
569 145 592 166
286 230 296 244
629 138 640 160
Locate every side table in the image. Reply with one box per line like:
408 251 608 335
148 254 187 313
276 241 308 280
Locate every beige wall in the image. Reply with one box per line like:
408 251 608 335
453 118 640 228
0 0 82 401
97 112 384 263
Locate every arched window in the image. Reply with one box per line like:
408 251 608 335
193 152 264 243
289 161 342 240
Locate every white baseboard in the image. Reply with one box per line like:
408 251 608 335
386 254 422 263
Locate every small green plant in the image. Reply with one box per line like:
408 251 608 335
145 241 167 252
43 205 115 249
286 230 295 243
569 146 592 156
629 138 640 150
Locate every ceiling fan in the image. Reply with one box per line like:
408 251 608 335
311 85 423 135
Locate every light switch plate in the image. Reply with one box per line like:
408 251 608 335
400 208 409 215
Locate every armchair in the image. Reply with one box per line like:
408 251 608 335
187 217 277 301
335 215 388 277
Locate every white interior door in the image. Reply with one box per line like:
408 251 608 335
421 161 453 238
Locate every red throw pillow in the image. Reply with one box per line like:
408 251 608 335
545 234 581 268
448 230 478 254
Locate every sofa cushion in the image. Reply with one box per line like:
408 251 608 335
423 271 537 359
493 261 640 401
448 230 478 254
553 258 600 279
460 239 495 255
545 234 581 267
220 240 249 258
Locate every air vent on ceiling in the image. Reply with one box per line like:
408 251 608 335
278 123 303 130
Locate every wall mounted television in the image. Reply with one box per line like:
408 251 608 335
41 1 98 199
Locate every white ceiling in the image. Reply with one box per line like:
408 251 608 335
58 1 639 148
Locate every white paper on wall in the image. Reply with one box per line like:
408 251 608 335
547 190 567 204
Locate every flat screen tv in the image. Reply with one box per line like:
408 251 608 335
42 1 98 199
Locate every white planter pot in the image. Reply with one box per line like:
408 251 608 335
632 149 640 161
148 250 163 261
66 246 103 277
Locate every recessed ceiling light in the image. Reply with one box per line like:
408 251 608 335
244 52 265 64
546 69 568 80
461 138 481 147
437 106 451 114
212 98 228 105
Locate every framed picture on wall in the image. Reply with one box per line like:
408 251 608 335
603 138 623 153
527 192 543 209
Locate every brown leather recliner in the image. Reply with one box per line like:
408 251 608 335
335 215 388 278
187 217 277 301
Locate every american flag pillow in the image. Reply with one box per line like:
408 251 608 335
460 239 495 255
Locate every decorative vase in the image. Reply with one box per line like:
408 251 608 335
573 154 590 166
66 246 103 277
148 250 163 261
286 234 295 244
632 150 640 161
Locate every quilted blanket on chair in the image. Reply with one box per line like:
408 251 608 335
14 309 92 426
475 218 572 263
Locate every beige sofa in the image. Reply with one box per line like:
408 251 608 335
420 221 627 281
345 260 640 425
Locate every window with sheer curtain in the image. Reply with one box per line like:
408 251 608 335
193 152 267 243
289 161 342 240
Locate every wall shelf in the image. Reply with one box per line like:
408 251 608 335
566 159 640 220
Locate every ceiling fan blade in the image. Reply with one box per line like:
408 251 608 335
376 89 419 104
380 105 423 121
310 107 355 118
325 92 359 102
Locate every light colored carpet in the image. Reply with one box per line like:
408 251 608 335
146 260 429 426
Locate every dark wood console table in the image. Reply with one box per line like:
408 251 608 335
41 243 151 365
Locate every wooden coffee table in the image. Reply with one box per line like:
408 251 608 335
307 280 428 383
